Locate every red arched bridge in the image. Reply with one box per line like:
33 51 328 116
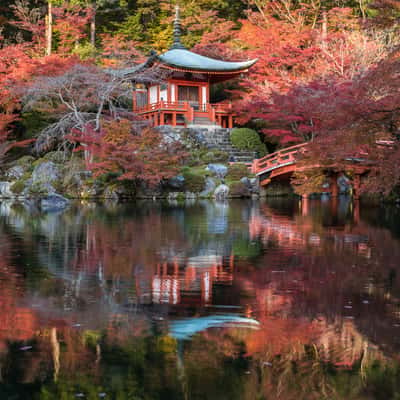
251 143 309 186
250 142 376 198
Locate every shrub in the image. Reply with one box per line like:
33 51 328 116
230 128 267 156
233 238 262 258
226 163 250 181
229 180 249 197
201 150 230 164
182 168 205 192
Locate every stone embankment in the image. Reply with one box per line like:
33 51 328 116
0 127 262 207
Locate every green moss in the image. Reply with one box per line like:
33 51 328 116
230 128 267 156
226 163 251 181
10 172 31 194
42 151 66 164
14 155 35 169
11 179 26 194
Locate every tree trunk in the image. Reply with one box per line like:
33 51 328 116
90 3 96 47
46 1 52 56
321 8 327 50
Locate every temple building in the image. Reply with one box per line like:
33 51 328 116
132 7 257 128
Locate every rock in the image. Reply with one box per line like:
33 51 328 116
40 194 69 212
167 192 179 201
0 182 14 198
5 165 24 180
22 181 56 197
207 164 228 178
185 192 197 199
168 175 185 190
214 184 229 201
200 177 216 197
103 184 132 200
240 177 251 188
136 182 163 199
187 128 207 145
32 161 60 184
103 186 119 201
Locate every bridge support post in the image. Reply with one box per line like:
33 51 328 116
353 199 360 224
353 174 361 200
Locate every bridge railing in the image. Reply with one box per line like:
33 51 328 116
253 142 309 175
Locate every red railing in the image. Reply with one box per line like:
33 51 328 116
134 101 234 116
252 143 309 175
134 100 191 113
211 102 233 113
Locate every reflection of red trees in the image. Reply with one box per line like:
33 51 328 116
0 238 38 349
72 212 186 278
237 200 400 370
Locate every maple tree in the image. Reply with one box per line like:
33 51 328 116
67 119 187 186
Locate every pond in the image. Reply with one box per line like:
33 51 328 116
1 197 400 400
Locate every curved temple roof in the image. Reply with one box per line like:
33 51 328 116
157 48 257 73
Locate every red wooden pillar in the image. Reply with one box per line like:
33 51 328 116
228 115 233 129
172 112 177 126
160 112 165 125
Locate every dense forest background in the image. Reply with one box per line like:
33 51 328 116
1 0 400 195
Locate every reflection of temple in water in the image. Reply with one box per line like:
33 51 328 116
144 255 235 307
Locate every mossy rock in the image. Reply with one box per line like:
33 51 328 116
10 172 32 194
230 128 267 157
226 163 251 181
14 156 35 169
11 179 27 195
42 151 66 164
229 180 250 198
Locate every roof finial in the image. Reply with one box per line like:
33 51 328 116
171 5 186 50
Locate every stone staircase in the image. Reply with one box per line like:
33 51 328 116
192 116 215 126
157 126 258 163
193 128 257 163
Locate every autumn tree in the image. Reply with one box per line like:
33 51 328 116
67 119 187 186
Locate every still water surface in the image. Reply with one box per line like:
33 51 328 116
1 197 400 399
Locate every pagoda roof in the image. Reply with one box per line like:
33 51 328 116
157 48 257 73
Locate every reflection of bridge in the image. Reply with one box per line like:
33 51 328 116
249 204 372 258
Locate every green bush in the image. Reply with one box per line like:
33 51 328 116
230 128 267 156
226 163 250 181
232 238 262 258
201 150 230 164
182 168 206 193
